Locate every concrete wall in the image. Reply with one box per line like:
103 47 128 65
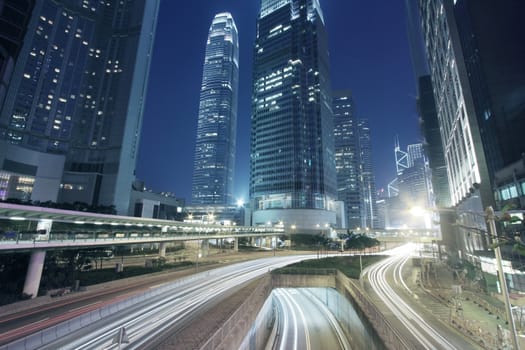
200 276 273 350
335 271 418 349
270 272 336 288
215 271 414 350
308 287 385 350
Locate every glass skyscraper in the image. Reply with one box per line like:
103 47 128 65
357 118 378 229
250 0 337 230
191 12 239 206
333 91 361 229
419 0 525 256
0 0 160 214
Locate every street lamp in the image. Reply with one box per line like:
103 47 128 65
486 206 520 350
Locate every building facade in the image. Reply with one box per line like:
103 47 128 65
250 0 337 231
0 1 35 112
0 0 160 215
417 75 451 208
398 143 433 210
191 12 239 206
333 91 359 229
419 0 491 252
358 119 378 229
419 0 525 260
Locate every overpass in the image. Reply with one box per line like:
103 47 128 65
0 203 284 298
333 227 441 244
0 202 440 298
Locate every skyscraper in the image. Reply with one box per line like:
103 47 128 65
250 0 337 231
358 119 378 229
333 91 360 229
0 0 160 214
191 13 239 206
398 143 433 209
419 0 525 254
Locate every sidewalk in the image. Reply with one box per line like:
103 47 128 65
406 257 525 349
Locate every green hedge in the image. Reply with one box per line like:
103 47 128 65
274 255 384 279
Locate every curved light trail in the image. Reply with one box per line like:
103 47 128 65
363 244 458 350
272 288 350 350
5 255 315 350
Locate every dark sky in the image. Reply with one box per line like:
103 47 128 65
137 0 421 203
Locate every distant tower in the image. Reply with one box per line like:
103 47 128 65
191 13 239 205
358 119 378 229
333 90 360 229
388 137 408 197
0 0 160 214
399 143 433 209
407 143 424 167
250 0 337 231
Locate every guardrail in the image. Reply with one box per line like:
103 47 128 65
0 231 282 252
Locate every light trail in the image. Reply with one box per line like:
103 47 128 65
17 255 316 350
364 245 457 350
272 288 348 350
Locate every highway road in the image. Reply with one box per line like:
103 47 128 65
1 255 316 350
271 288 351 350
363 244 479 350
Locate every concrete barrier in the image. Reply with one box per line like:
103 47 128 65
335 271 418 350
200 275 273 350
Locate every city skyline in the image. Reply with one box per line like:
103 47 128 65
138 0 421 203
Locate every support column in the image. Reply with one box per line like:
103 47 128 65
234 238 239 252
159 242 167 257
201 239 209 257
23 250 46 298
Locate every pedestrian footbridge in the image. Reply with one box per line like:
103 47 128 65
0 202 284 298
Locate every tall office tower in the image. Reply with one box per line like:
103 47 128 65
0 0 159 214
358 119 378 229
191 13 239 205
419 0 525 252
250 0 337 231
333 91 360 229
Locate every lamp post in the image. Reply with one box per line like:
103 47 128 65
486 206 520 350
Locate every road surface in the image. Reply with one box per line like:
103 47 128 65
271 288 351 350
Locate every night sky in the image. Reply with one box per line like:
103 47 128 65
137 0 421 203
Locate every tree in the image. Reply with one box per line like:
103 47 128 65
345 234 380 250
